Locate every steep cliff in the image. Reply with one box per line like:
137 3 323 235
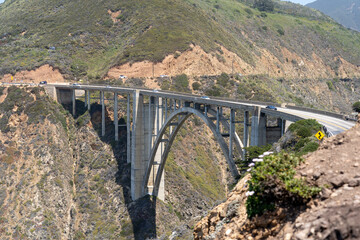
0 86 230 239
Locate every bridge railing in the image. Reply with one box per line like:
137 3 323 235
284 105 346 120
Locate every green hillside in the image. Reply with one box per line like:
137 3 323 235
307 0 360 32
1 0 360 79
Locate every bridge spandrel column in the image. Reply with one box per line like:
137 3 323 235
127 94 131 164
148 97 165 201
131 91 147 200
250 107 260 146
251 107 267 146
72 89 76 116
101 91 105 137
258 112 267 146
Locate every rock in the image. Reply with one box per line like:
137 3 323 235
294 230 309 240
284 233 292 240
321 188 332 200
330 176 348 188
343 185 354 190
312 171 322 180
348 179 360 187
353 163 359 167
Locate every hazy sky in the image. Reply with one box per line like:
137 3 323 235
0 0 316 5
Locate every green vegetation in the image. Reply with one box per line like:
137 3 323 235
353 101 360 113
171 74 190 93
326 81 334 91
1 0 360 79
238 144 272 172
246 153 321 218
245 119 323 217
253 0 274 12
287 119 322 155
192 82 201 91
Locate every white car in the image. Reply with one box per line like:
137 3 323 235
119 75 127 79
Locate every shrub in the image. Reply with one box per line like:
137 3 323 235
299 141 319 155
246 153 321 217
171 74 190 93
288 119 322 135
254 0 274 12
277 28 285 36
353 101 360 113
205 85 222 97
244 8 253 15
296 126 312 138
217 73 229 87
192 82 201 91
326 81 334 90
238 144 272 172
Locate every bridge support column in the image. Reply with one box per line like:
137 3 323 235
258 112 267 146
84 90 87 108
250 107 267 146
131 91 146 200
148 97 165 200
87 91 91 110
127 94 131 164
216 107 220 133
243 111 249 159
72 89 76 116
250 107 260 146
229 109 235 161
281 119 286 136
114 93 118 141
101 91 105 137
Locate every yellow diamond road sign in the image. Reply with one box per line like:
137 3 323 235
315 131 325 141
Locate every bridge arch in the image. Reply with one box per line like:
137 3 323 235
142 107 240 197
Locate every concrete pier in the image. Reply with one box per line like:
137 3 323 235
131 90 146 200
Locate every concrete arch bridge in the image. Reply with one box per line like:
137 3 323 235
46 85 353 201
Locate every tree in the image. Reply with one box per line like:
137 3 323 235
353 101 360 113
254 0 274 12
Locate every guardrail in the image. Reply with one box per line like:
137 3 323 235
285 105 345 120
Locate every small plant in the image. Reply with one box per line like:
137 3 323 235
353 101 360 113
254 0 274 12
171 74 190 93
246 153 321 218
326 81 334 91
192 82 201 91
217 72 229 87
244 8 253 15
277 28 285 36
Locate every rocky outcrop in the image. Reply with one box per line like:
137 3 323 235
194 118 360 240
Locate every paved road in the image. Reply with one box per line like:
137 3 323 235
278 107 355 136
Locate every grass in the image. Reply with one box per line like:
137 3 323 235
1 0 360 80
165 140 225 200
